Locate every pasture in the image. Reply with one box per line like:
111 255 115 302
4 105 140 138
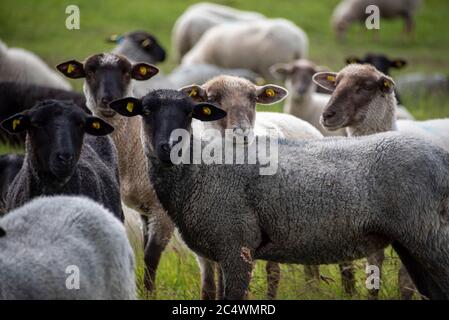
1 0 449 300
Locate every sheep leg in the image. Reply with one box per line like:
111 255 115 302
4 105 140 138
402 13 415 34
392 241 448 299
143 210 174 294
304 265 320 290
266 261 281 299
366 249 385 300
196 256 217 300
398 262 415 300
339 262 356 296
220 248 255 300
216 263 224 300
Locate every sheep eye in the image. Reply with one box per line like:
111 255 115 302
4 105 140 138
362 82 376 91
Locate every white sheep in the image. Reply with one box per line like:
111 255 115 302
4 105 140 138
0 196 135 299
0 40 71 90
181 19 308 81
332 0 422 39
172 2 265 62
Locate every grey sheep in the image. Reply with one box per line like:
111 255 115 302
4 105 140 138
110 89 449 300
0 196 135 299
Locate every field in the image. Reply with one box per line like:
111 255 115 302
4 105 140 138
1 0 448 299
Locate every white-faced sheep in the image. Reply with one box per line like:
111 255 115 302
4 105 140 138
181 19 309 81
332 0 422 39
56 53 217 299
180 75 323 298
0 196 135 299
1 100 124 222
0 40 72 90
172 2 265 62
270 59 347 137
110 89 449 300
312 63 449 299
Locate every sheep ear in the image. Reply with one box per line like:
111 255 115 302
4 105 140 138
84 117 114 136
379 76 395 94
0 227 5 238
346 56 362 65
179 85 207 102
390 59 407 69
1 113 30 134
192 103 227 122
313 72 337 92
256 85 288 105
56 60 85 79
109 97 143 117
131 63 159 81
269 63 293 80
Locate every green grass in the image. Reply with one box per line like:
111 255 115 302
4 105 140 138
0 0 448 300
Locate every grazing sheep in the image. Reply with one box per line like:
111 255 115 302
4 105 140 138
0 81 89 146
397 73 449 98
312 64 449 299
182 19 309 81
0 154 23 214
271 59 346 137
110 89 449 300
1 100 123 221
56 53 217 299
0 196 135 299
0 40 71 90
172 2 265 62
180 75 323 299
332 0 422 39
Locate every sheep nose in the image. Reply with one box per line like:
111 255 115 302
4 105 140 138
56 153 74 165
322 110 337 120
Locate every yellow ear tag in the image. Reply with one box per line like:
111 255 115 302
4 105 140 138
202 106 211 115
67 64 75 74
139 66 148 76
142 39 151 48
92 121 101 129
189 88 197 97
327 75 336 82
265 88 275 97
126 102 134 113
384 80 390 88
12 119 21 131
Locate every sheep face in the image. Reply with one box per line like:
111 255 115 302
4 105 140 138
346 53 407 76
109 90 226 165
313 64 395 131
180 76 287 144
57 54 158 118
109 31 167 64
1 100 113 183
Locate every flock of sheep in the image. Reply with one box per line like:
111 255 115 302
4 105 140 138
0 0 449 300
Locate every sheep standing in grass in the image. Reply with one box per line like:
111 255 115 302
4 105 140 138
332 0 422 40
0 40 71 90
1 100 123 221
182 19 308 81
172 2 265 62
312 63 449 299
0 81 89 146
0 196 135 299
180 75 323 299
110 89 449 300
271 59 346 137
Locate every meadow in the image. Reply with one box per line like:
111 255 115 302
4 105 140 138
1 0 448 299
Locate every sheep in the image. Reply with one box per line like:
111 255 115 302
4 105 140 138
270 59 347 137
0 154 23 214
397 73 449 98
332 0 422 39
0 195 135 299
312 63 449 299
110 89 449 300
0 40 72 90
180 75 323 299
1 99 124 221
181 18 309 81
56 53 218 299
171 2 265 62
0 81 89 146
